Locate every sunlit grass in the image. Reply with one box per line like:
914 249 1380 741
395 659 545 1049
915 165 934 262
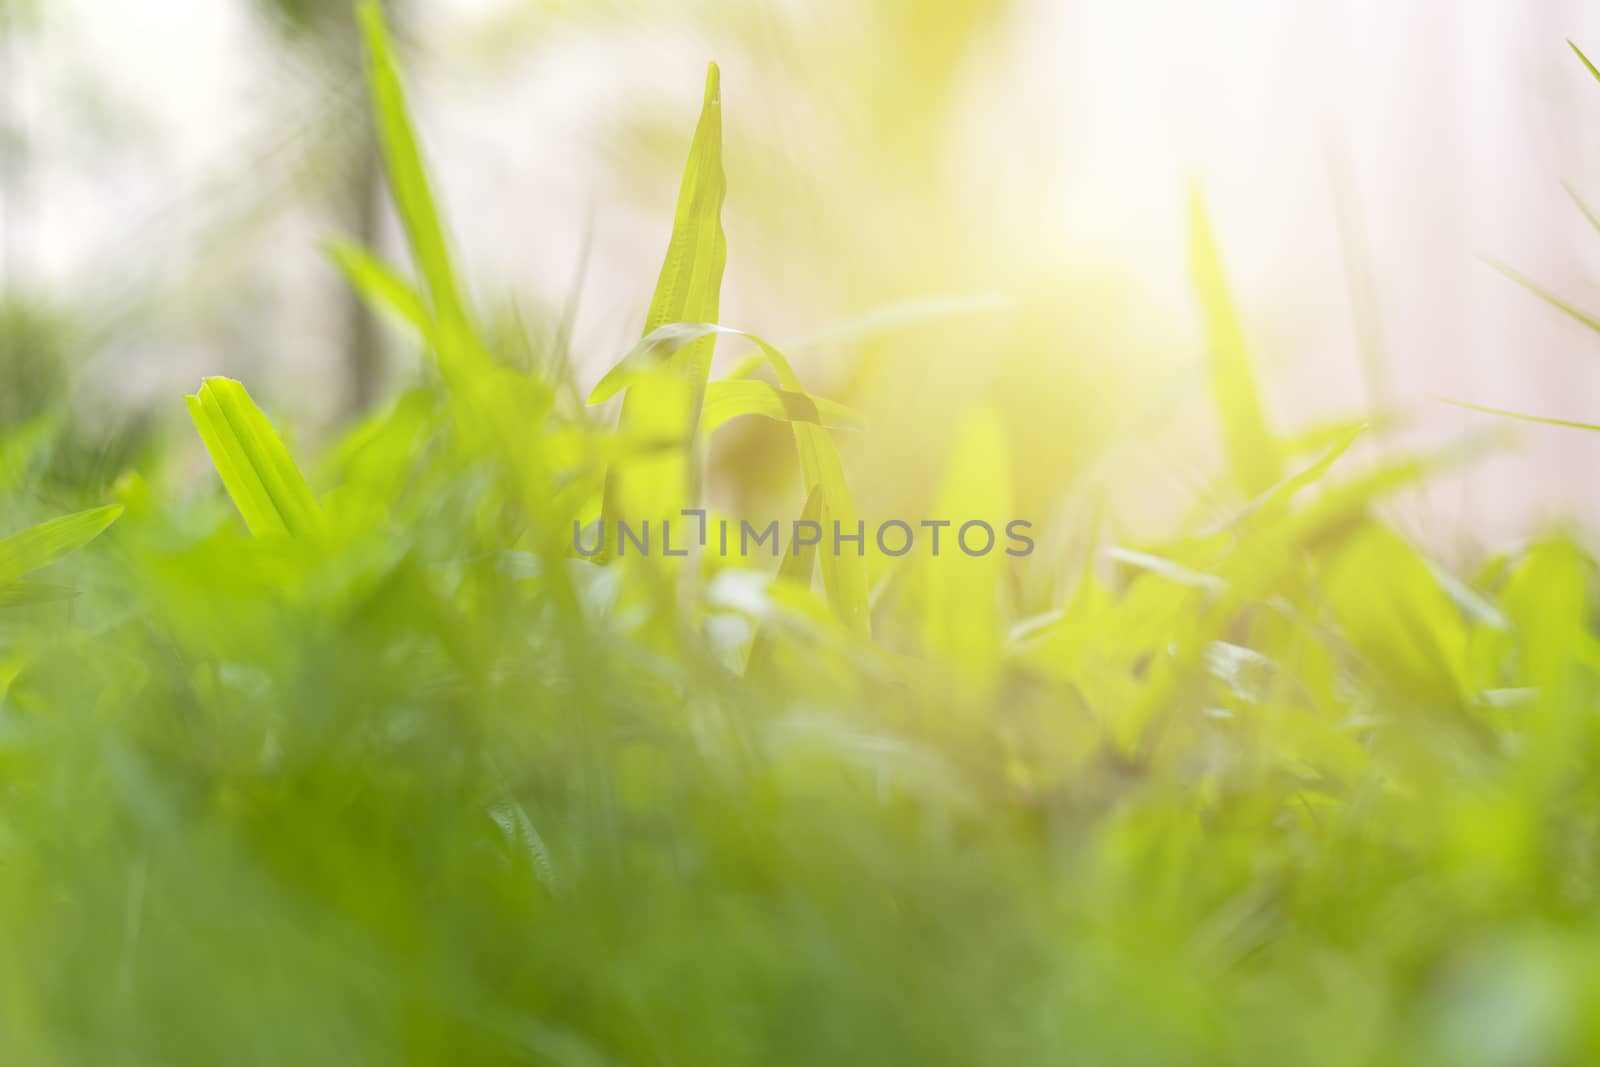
5 6 1600 1064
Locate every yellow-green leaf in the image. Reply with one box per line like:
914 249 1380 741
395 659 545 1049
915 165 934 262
0 505 122 585
601 63 727 535
1481 255 1600 336
701 381 863 434
325 239 431 338
358 0 466 333
186 378 322 538
1189 187 1281 496
923 407 1012 669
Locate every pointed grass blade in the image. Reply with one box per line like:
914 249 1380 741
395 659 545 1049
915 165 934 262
1482 255 1600 336
0 505 122 584
1440 397 1600 434
325 239 431 338
357 0 467 332
1188 187 1281 496
602 64 727 533
186 378 322 538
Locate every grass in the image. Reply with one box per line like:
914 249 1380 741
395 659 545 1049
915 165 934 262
5 6 1600 1064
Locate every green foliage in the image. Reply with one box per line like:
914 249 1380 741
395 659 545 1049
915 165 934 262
7 9 1600 1065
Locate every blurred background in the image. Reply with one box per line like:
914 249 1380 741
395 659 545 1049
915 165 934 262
7 0 1600 550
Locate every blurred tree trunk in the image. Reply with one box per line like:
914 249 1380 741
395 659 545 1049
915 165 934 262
257 0 401 418
0 0 26 292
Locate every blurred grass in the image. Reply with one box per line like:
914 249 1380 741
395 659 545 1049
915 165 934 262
5 6 1600 1066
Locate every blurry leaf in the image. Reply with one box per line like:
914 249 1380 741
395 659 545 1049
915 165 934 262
1501 540 1588 692
0 505 121 584
1428 563 1510 633
924 408 1011 668
1562 181 1600 240
1107 547 1226 594
321 388 441 532
186 378 323 538
487 798 561 894
700 380 863 434
1262 437 1496 561
1320 522 1469 705
1189 187 1282 496
0 581 79 608
777 484 826 587
589 322 713 405
326 239 430 337
1280 413 1400 457
1209 423 1364 535
1201 641 1279 706
1441 397 1600 435
1572 40 1600 86
358 1 467 332
732 337 869 637
1481 256 1600 336
0 412 61 494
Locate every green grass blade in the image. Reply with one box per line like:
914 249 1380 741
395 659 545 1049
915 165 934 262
1440 396 1600 434
779 484 826 586
357 0 467 331
1482 255 1600 335
187 378 322 537
325 239 431 338
701 380 863 434
923 407 1011 668
642 63 726 350
1562 181 1600 240
603 64 727 535
589 323 711 405
1188 187 1282 496
0 505 122 584
1572 40 1600 86
1211 422 1365 533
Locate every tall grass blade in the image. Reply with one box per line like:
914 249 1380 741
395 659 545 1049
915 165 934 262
1572 40 1600 86
1440 396 1600 434
923 407 1011 668
1482 255 1600 335
1562 181 1600 240
357 1 467 332
1188 187 1282 496
325 239 431 338
602 63 727 539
